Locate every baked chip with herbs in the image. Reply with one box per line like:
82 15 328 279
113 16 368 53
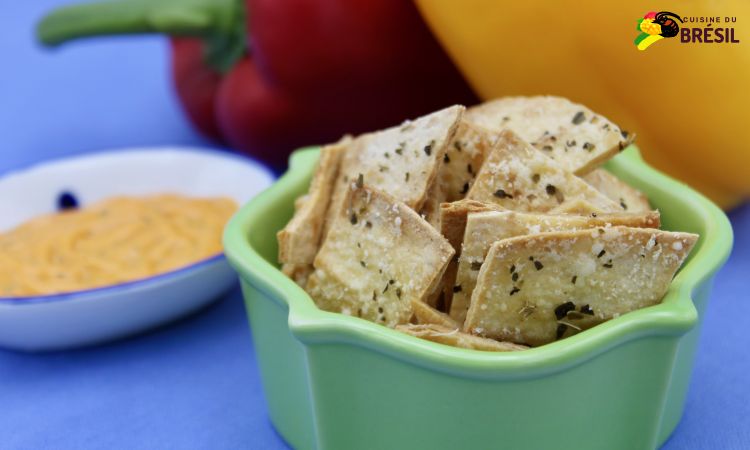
425 199 503 310
278 141 347 265
465 96 633 175
450 210 661 324
411 300 459 329
582 168 651 213
325 105 464 238
464 226 697 346
396 324 528 352
550 199 608 216
467 130 621 213
307 186 454 327
420 121 496 228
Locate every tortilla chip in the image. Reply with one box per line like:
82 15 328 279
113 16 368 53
549 200 608 216
396 323 528 352
466 130 620 213
427 261 456 312
278 142 346 265
439 200 503 253
424 200 503 310
411 300 459 329
449 210 661 323
293 194 309 212
420 121 496 228
582 169 651 213
464 227 698 346
282 263 313 287
419 183 445 230
325 106 464 237
307 186 454 327
466 96 633 175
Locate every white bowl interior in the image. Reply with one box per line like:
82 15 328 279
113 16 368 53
0 147 274 231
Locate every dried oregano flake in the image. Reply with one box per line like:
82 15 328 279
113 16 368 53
554 301 576 320
494 189 513 199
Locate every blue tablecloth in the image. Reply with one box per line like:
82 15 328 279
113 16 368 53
2 2 748 448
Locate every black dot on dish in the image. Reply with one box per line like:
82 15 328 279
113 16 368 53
57 191 79 211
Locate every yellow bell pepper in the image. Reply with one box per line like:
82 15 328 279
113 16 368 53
415 0 749 209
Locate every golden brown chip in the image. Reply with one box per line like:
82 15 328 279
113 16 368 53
281 263 313 288
467 130 620 213
466 96 633 175
549 199 608 216
438 200 503 253
293 194 308 212
426 261 456 312
449 210 661 323
411 300 459 328
418 183 445 230
464 227 698 346
423 200 503 311
396 323 528 352
420 121 496 228
582 169 651 213
325 105 464 237
277 142 346 265
307 186 454 327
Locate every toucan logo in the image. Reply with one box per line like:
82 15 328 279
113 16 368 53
635 11 740 50
635 11 682 51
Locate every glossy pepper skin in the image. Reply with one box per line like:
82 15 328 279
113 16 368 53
37 0 477 171
170 38 224 142
415 0 749 209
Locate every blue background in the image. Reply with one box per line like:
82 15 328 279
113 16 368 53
1 2 748 448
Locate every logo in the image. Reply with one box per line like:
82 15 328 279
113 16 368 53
635 11 682 51
635 11 741 51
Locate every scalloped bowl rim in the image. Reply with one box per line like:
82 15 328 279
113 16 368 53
224 145 733 379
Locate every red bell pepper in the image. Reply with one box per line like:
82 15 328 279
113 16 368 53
37 0 477 170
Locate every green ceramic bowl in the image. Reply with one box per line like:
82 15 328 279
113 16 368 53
224 146 732 450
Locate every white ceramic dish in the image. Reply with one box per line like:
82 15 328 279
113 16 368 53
0 147 274 352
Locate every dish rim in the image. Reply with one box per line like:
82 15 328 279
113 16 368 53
0 254 226 305
0 146 274 306
224 145 733 378
0 146 274 184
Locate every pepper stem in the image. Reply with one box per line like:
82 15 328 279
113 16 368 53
37 0 245 72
